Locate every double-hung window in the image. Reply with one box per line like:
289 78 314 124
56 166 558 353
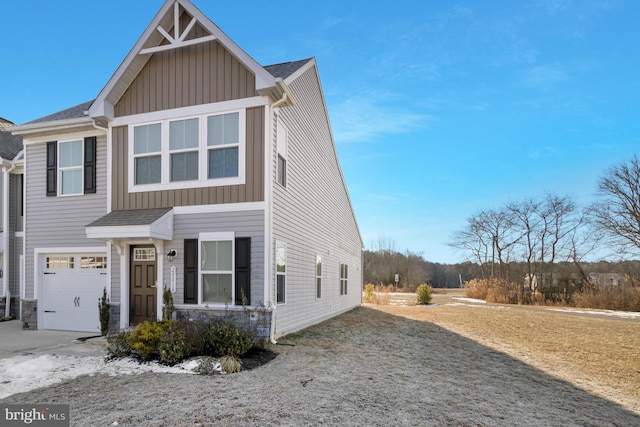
46 136 96 197
169 118 199 182
59 140 83 195
340 263 348 295
129 110 244 191
200 233 234 304
207 113 239 179
276 241 286 304
133 123 162 185
316 254 322 299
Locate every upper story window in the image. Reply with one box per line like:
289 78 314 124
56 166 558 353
46 137 97 197
59 140 83 195
276 120 287 187
129 110 245 192
134 123 161 185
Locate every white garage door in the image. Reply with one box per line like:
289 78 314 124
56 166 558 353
41 253 108 333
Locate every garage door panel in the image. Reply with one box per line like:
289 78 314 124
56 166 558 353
41 253 107 333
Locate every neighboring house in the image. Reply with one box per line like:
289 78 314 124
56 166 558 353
0 118 24 321
11 0 362 340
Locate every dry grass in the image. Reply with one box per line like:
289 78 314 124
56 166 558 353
374 292 640 412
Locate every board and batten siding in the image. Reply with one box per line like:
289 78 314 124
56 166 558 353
271 65 362 337
114 40 257 117
24 135 109 299
111 106 265 210
164 210 265 306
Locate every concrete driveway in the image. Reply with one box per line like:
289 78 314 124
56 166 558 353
0 320 107 359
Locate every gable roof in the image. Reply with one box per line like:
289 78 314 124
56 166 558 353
89 0 278 120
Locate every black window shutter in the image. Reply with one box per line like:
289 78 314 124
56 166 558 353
184 239 198 304
84 136 97 194
235 237 251 305
46 141 57 196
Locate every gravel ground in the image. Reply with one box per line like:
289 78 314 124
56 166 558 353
2 305 639 426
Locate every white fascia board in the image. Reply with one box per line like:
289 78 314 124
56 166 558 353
11 118 98 137
20 128 106 146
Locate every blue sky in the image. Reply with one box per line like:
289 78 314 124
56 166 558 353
3 1 639 263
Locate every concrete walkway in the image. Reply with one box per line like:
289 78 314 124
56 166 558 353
0 320 107 359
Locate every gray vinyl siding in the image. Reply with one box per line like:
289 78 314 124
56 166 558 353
271 65 362 337
163 209 265 306
24 135 109 298
9 173 23 298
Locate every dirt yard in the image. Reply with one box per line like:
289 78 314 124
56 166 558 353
1 293 639 426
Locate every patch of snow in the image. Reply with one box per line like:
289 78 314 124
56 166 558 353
0 354 210 399
548 308 640 319
452 297 487 304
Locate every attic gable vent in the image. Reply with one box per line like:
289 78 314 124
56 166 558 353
139 1 216 55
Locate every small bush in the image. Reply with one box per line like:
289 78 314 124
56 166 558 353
416 284 433 305
129 321 166 360
219 355 241 373
363 284 376 303
194 356 220 375
98 287 110 336
203 319 254 357
158 320 192 365
107 331 132 357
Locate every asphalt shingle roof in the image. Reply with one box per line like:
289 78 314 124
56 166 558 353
0 129 23 160
264 58 312 79
86 207 172 228
26 100 94 125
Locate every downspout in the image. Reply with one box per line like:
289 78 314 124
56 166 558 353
269 92 288 344
3 161 16 318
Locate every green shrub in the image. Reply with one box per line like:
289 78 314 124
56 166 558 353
203 319 254 357
158 320 192 365
416 284 433 305
162 287 175 321
107 331 132 358
98 287 110 336
129 321 165 360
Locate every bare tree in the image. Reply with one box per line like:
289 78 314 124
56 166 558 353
591 155 640 256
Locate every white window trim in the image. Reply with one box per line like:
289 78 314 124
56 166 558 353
276 240 287 305
316 254 322 299
340 262 348 296
127 109 246 193
58 138 84 196
199 231 235 306
276 120 288 188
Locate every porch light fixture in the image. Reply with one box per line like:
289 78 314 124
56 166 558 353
166 249 178 262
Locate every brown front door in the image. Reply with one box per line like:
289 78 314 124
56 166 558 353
130 245 157 325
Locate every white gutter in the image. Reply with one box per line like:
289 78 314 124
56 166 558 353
3 160 16 318
268 91 289 344
10 117 94 137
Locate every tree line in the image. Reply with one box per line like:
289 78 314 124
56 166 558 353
364 155 640 294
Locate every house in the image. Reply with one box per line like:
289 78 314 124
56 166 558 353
0 118 24 321
11 0 362 340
